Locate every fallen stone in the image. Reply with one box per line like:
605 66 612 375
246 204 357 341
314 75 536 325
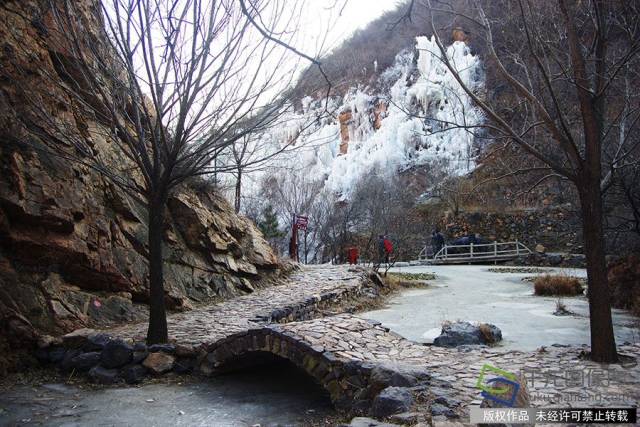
88 366 122 384
148 343 176 354
175 344 196 358
48 347 67 364
59 349 82 371
371 386 414 418
132 350 148 364
68 352 101 371
101 339 133 368
434 394 461 408
389 412 423 424
368 365 426 397
61 328 97 348
83 333 113 351
344 417 400 427
133 342 147 352
37 335 62 349
173 357 196 374
431 402 458 418
143 352 175 374
122 364 147 384
433 321 502 347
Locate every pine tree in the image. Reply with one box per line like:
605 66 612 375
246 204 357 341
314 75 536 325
258 205 284 239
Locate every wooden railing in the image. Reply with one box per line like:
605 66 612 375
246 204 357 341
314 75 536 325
417 240 532 263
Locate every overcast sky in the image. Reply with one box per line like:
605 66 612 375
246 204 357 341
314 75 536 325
297 1 401 57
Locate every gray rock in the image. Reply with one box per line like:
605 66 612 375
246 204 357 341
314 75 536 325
68 352 101 371
371 386 414 418
122 364 147 384
368 364 429 398
173 357 195 374
101 339 133 368
133 342 147 352
83 333 113 351
548 254 563 266
59 349 82 371
88 366 122 384
431 402 458 418
48 347 67 364
344 417 400 427
132 350 148 364
148 344 175 354
389 412 423 424
434 394 461 408
142 352 175 374
433 321 502 347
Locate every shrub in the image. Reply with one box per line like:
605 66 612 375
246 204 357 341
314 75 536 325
533 274 583 296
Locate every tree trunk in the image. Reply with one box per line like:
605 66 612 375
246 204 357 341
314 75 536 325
146 191 168 344
578 181 618 362
235 169 242 213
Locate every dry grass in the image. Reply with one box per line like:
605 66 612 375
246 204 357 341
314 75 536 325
534 274 583 296
384 272 435 289
478 323 497 344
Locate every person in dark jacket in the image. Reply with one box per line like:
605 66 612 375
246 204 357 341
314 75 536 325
431 229 445 256
377 235 386 264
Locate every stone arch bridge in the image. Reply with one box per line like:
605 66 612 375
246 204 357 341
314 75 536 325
198 315 432 410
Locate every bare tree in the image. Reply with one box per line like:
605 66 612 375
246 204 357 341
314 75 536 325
411 0 640 362
5 0 322 343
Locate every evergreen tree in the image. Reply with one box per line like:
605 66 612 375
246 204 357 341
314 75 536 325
258 205 284 239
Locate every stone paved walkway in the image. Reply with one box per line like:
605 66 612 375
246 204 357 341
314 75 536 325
100 265 640 424
109 265 378 346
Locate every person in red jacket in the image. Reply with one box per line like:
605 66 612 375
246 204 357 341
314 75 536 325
378 235 393 265
383 237 393 264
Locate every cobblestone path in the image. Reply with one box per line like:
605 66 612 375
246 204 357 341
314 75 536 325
109 265 378 346
99 265 640 424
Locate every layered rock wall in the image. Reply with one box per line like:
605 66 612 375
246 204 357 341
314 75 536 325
0 0 279 371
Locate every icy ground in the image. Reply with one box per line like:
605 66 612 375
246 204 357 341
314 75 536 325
362 265 640 351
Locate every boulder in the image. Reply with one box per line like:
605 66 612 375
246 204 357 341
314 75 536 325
175 344 197 358
344 417 400 427
61 328 98 348
88 366 122 384
84 333 113 351
389 412 424 424
433 321 502 347
59 349 82 371
148 343 175 354
67 352 101 371
371 387 414 418
173 357 196 374
367 364 428 397
143 352 175 374
101 339 133 368
122 364 148 384
133 342 147 352
48 347 67 364
431 402 458 418
132 350 149 364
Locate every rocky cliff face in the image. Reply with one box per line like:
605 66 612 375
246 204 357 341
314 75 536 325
0 0 280 371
